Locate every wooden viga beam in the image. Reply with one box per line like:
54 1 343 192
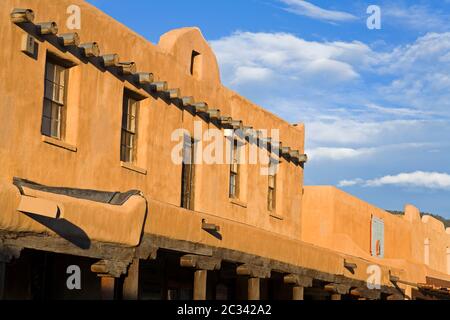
242 126 256 139
181 96 194 107
118 62 137 75
101 53 120 68
206 109 221 120
259 137 272 146
219 116 233 127
350 287 381 300
79 42 100 57
180 255 221 271
283 274 313 288
236 264 271 279
36 21 58 35
135 72 154 85
324 283 351 295
289 150 308 164
10 8 35 23
59 32 80 47
192 102 208 113
281 146 291 158
230 120 243 130
165 88 181 99
150 81 168 92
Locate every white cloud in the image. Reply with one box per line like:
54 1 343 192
231 66 272 85
308 147 375 161
339 172 450 190
383 4 450 32
307 142 434 161
280 0 357 23
338 179 364 187
210 31 372 87
306 119 421 145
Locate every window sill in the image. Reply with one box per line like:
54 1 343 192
42 135 77 152
120 162 147 175
229 198 247 208
269 213 284 220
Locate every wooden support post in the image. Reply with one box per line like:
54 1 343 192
331 294 342 300
100 276 115 300
404 285 413 300
292 286 304 300
179 255 221 301
0 261 5 300
194 269 208 300
248 277 260 300
123 258 139 300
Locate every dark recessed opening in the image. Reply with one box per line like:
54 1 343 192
190 50 200 76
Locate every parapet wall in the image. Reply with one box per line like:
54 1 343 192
302 186 450 282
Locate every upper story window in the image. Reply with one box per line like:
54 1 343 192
268 172 276 212
42 58 68 139
229 139 240 199
120 91 139 164
181 137 195 210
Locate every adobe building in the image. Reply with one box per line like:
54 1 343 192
0 0 449 300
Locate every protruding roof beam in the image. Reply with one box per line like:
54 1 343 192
324 283 351 295
59 32 80 47
271 140 282 151
101 54 120 67
289 150 300 159
281 147 291 158
288 150 308 164
298 153 308 164
219 116 233 127
260 137 272 145
236 264 271 279
118 62 136 75
192 102 208 113
136 72 154 85
181 96 194 107
283 274 313 287
180 255 221 271
166 88 180 99
10 8 35 23
36 22 58 35
79 42 100 57
230 120 243 130
206 109 221 120
150 81 168 92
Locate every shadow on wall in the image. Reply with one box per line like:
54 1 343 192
24 212 91 249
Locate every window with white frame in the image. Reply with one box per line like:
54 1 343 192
42 58 68 139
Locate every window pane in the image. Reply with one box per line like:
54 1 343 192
268 190 273 211
44 80 54 100
229 174 236 198
42 59 67 140
43 99 52 118
45 62 55 82
56 65 66 87
51 118 60 139
41 117 51 136
269 175 275 188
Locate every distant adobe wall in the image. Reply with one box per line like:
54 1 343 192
302 186 450 282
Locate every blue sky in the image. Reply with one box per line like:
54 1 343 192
87 0 450 218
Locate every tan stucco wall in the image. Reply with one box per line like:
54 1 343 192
302 186 450 283
0 0 304 241
2 0 449 288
